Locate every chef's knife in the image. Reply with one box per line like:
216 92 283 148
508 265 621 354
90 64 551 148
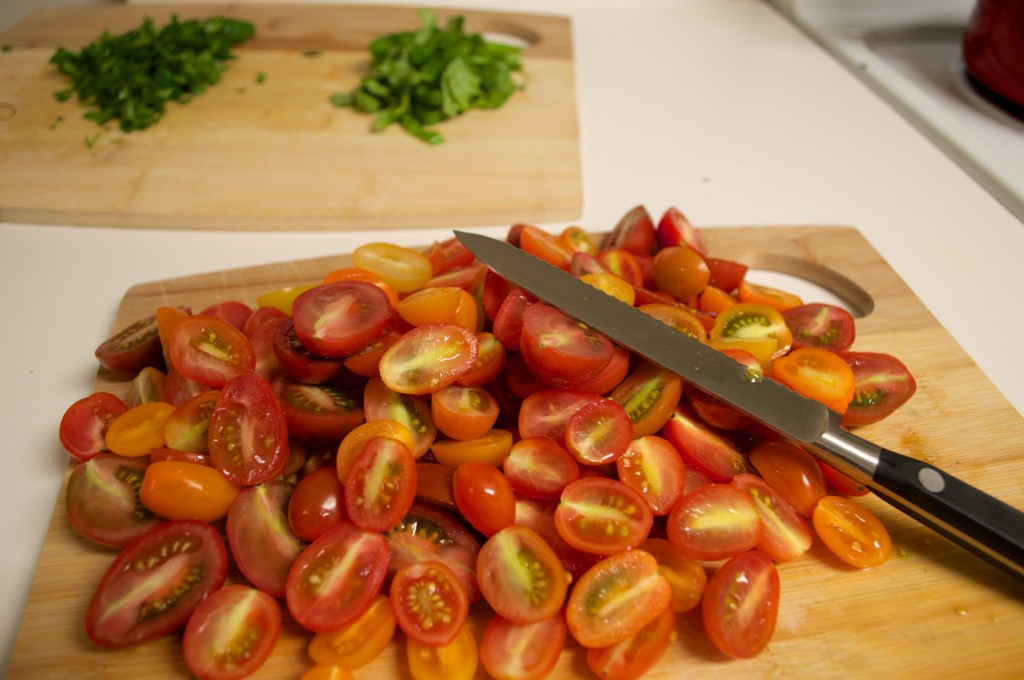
455 230 1024 582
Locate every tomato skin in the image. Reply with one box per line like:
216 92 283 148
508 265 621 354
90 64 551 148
702 550 780 659
289 466 347 542
477 525 569 624
452 461 516 537
60 392 127 462
837 351 918 427
406 623 478 680
704 256 748 293
480 612 567 680
651 246 710 302
415 461 457 509
105 401 176 458
566 549 672 649
66 454 160 548
308 594 395 669
812 495 892 568
344 436 417 533
379 323 479 395
95 312 165 377
730 472 813 562
390 560 469 646
85 520 228 647
140 460 241 522
182 585 280 680
503 436 580 501
286 522 391 633
209 373 290 486
169 315 257 388
292 281 393 358
455 332 506 387
336 418 416 480
666 484 763 561
586 603 675 680
555 477 654 555
227 481 305 598
602 205 656 255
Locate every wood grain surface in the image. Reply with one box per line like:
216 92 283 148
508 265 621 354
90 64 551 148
0 4 581 230
8 226 1024 679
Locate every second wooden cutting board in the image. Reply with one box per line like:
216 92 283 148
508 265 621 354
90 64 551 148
0 4 581 231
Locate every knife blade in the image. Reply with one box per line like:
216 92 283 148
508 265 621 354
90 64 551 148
455 229 1024 582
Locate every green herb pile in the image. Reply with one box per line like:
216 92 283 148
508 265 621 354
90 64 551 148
330 10 526 144
50 15 255 132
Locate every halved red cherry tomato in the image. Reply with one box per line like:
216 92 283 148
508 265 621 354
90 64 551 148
503 436 580 500
292 281 393 358
837 351 918 427
656 206 707 255
277 380 364 445
431 384 499 441
603 205 657 255
772 347 856 413
748 440 827 516
344 436 417 532
386 502 481 603
272 319 343 384
105 401 175 458
576 344 630 396
660 405 749 482
140 460 240 522
227 481 305 598
564 398 633 466
242 306 289 339
702 550 780 659
518 388 602 442
783 303 856 351
285 522 391 633
199 300 253 333
455 332 506 387
379 323 479 395
813 495 892 568
406 623 478 680
390 560 469 647
208 373 289 486
597 249 644 287
616 435 686 515
709 303 793 364
818 460 870 497
307 594 395 669
519 304 614 389
477 525 569 624
336 418 416 480
609 362 683 438
586 602 675 680
60 392 127 462
640 537 707 613
362 378 437 458
453 461 516 537
704 256 748 292
480 612 567 680
560 225 598 254
566 549 672 649
169 315 256 388
182 585 280 680
651 246 710 302
514 495 602 580
731 472 812 562
520 224 574 270
424 236 476 275
86 519 228 647
66 454 159 548
126 366 166 407
667 484 762 561
555 477 654 554
163 390 219 455
352 242 433 294
95 312 165 376
414 461 457 509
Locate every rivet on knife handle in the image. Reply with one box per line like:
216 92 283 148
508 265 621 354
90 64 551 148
455 230 1024 582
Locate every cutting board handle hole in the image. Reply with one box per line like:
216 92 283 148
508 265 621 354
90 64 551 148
481 24 540 49
746 255 874 318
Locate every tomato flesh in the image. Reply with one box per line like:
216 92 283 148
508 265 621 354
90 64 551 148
182 585 280 680
702 550 780 659
390 560 469 646
476 525 569 624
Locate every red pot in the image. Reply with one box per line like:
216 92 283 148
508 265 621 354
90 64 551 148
962 0 1024 108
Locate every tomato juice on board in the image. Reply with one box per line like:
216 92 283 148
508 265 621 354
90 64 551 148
57 206 918 678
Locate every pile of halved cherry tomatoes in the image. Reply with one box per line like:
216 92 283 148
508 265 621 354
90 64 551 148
58 205 918 679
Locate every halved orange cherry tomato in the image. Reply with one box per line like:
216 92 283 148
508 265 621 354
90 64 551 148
709 303 793 364
566 549 672 649
640 538 707 613
651 246 710 301
812 495 892 568
555 477 653 554
352 242 433 293
609 362 683 437
406 623 478 680
431 384 500 440
431 429 514 467
156 305 190 367
344 436 417 533
560 225 598 254
738 279 803 312
362 377 437 458
698 285 738 315
453 461 515 537
169 315 257 388
585 602 675 680
307 594 395 669
105 401 175 457
702 550 779 659
581 273 636 305
772 347 856 413
390 560 469 647
748 440 827 516
379 323 479 395
395 286 463 327
520 224 574 270
480 613 567 680
322 266 400 306
477 525 569 624
140 460 240 522
301 665 354 680
638 303 708 343
423 237 475 276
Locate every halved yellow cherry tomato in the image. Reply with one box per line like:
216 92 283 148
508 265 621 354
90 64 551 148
581 273 636 306
396 287 463 327
352 242 433 294
738 279 804 312
105 401 176 457
709 303 793 364
406 623 478 680
256 284 317 314
772 347 856 413
813 495 892 568
307 594 396 669
431 429 514 467
639 303 707 343
300 665 354 680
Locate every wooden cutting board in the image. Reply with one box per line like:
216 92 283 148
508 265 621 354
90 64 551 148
8 226 1024 678
0 4 580 230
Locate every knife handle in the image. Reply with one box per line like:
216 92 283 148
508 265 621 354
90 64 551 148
871 447 1024 582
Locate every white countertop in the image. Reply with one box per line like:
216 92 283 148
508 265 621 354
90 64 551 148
2 0 1023 672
